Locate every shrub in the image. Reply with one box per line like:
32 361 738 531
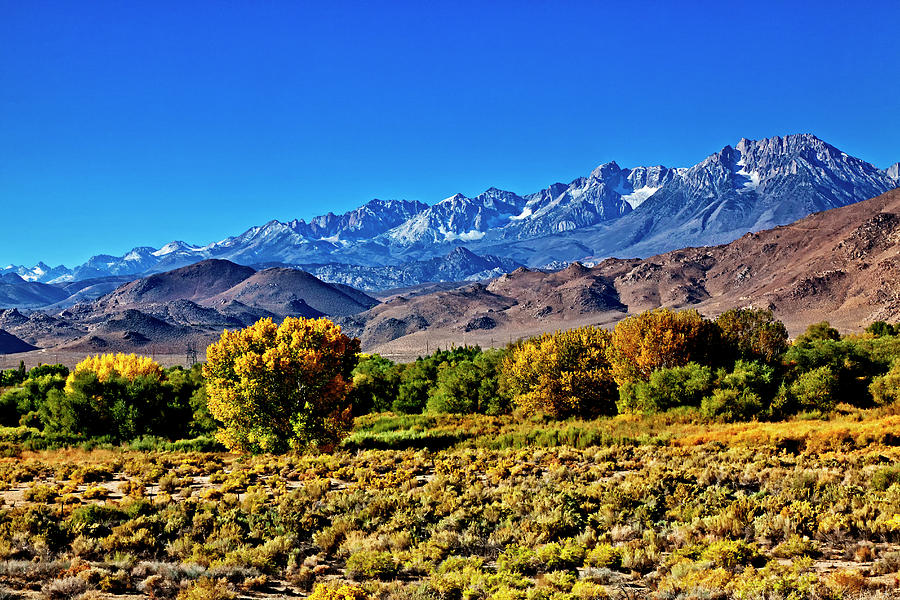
871 465 900 491
866 321 898 337
535 540 586 571
176 578 235 600
308 583 371 600
497 545 539 575
41 576 87 600
701 360 776 421
699 540 763 570
772 534 821 559
784 336 877 406
796 321 841 343
570 580 608 600
584 544 621 570
345 550 398 580
788 366 838 413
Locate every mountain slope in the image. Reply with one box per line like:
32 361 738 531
96 260 257 308
203 268 378 317
0 329 38 354
0 275 69 308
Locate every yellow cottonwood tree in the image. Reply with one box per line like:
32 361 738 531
204 317 360 453
609 308 718 385
501 326 616 418
66 353 163 390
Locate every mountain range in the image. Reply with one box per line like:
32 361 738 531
3 134 897 297
5 186 900 361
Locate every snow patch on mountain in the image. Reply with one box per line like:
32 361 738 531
621 185 660 209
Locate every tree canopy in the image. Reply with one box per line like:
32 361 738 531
204 317 360 453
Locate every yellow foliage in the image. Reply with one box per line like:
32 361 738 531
308 583 372 600
204 317 360 453
609 308 717 385
501 326 616 418
66 353 163 390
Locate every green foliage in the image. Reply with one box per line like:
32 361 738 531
395 361 436 414
783 336 877 406
869 359 900 405
39 370 194 441
716 308 789 364
0 361 26 387
350 354 400 414
796 321 841 343
702 388 764 422
393 346 501 415
617 362 714 414
585 543 622 569
771 534 821 559
27 364 69 379
427 350 506 415
497 545 540 574
699 540 763 570
701 361 776 421
866 321 899 337
870 465 900 491
787 366 839 413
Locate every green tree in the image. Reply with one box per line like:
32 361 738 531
783 337 876 406
787 365 838 413
866 321 898 337
795 321 841 344
349 354 400 415
394 361 435 414
715 308 789 364
617 362 714 414
701 361 776 421
870 360 900 405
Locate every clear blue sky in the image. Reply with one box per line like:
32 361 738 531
2 0 898 266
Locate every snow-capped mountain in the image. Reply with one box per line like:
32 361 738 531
3 134 897 286
386 189 526 246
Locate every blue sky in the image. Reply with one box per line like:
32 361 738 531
2 0 899 266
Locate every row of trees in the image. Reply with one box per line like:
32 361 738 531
3 311 900 454
351 309 900 423
0 354 212 443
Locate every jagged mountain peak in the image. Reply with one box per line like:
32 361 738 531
588 161 623 180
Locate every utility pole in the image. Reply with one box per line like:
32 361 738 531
186 343 198 368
